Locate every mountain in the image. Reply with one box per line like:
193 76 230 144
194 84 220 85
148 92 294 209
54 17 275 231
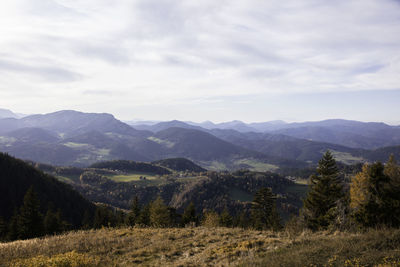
17 110 151 138
151 127 262 161
0 152 95 226
0 108 19 119
132 120 204 132
271 120 400 149
5 127 60 143
208 129 364 164
360 145 400 162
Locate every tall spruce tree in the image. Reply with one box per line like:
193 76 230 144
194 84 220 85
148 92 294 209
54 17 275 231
126 196 141 226
7 209 19 241
303 150 344 230
251 187 281 230
149 197 171 227
220 207 233 227
0 216 6 240
18 187 44 239
182 202 197 226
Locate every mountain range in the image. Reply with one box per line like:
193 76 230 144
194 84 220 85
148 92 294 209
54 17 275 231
1 108 399 171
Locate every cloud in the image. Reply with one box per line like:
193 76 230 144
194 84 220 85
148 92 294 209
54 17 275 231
0 58 82 82
0 0 399 121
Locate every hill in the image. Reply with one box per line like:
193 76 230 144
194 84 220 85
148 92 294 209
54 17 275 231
1 227 399 266
209 129 365 164
0 153 95 227
152 158 206 172
89 160 172 175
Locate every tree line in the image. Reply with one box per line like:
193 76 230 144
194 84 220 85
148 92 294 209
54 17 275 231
0 185 281 242
301 151 400 231
2 151 399 242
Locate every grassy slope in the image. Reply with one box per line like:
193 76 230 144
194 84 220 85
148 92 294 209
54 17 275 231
1 228 400 267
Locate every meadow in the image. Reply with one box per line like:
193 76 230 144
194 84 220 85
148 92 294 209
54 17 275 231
1 227 400 267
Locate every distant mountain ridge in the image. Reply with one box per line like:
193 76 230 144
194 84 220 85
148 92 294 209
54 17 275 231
1 108 400 170
131 119 400 149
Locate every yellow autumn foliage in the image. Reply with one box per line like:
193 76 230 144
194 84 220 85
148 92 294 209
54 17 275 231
350 164 370 210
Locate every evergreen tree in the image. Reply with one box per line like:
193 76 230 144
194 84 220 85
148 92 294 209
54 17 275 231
234 211 249 229
182 202 197 226
18 187 44 239
7 209 19 241
219 207 233 227
44 207 64 235
0 216 6 241
149 196 171 227
384 155 400 226
251 187 281 230
350 160 398 227
302 151 344 230
126 196 141 226
93 206 115 228
81 210 92 230
138 203 150 226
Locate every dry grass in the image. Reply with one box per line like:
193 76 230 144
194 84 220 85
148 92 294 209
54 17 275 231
0 227 287 267
1 227 400 267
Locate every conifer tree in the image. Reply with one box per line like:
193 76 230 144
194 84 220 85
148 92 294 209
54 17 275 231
234 211 249 229
138 204 150 226
126 196 141 226
18 187 44 239
0 216 6 240
251 187 281 230
302 151 343 230
182 202 197 226
350 159 399 227
149 196 171 227
219 207 233 227
81 210 92 230
384 155 400 226
44 206 63 235
7 209 19 241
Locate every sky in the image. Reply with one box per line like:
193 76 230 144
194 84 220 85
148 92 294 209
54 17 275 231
0 0 399 124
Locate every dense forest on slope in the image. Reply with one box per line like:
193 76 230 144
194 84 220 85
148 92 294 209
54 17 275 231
0 153 95 226
89 160 172 175
152 158 207 172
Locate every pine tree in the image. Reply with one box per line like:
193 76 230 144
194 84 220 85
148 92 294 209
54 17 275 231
7 209 19 241
302 151 343 230
149 196 171 227
182 202 197 226
234 211 249 229
0 216 6 241
350 160 397 227
81 210 92 230
44 206 63 235
138 204 150 226
251 187 281 230
18 187 44 239
384 155 400 226
219 207 233 227
126 196 141 226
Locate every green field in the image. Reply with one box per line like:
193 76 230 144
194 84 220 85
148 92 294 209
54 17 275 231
107 173 159 182
330 150 365 165
233 158 279 172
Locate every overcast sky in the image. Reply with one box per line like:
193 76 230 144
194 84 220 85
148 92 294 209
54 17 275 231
0 0 399 124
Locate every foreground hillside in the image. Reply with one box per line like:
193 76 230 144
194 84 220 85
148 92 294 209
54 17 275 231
1 227 400 267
